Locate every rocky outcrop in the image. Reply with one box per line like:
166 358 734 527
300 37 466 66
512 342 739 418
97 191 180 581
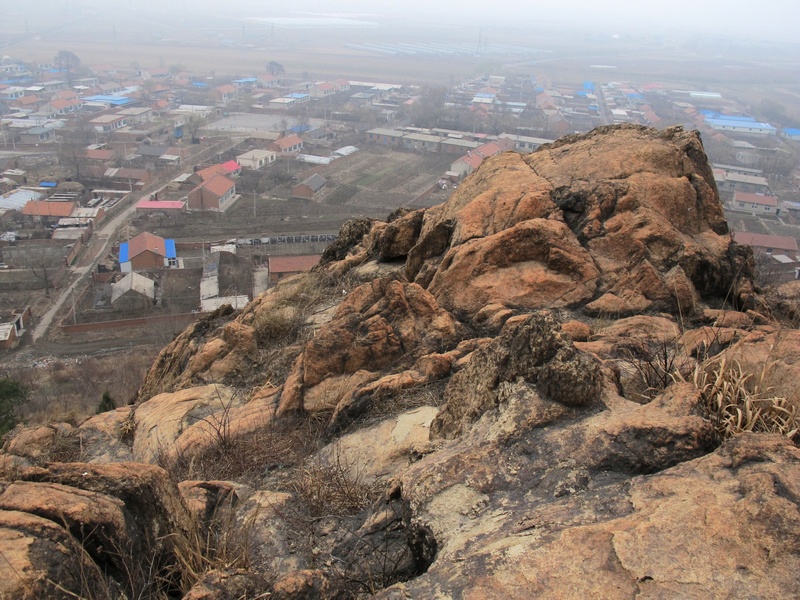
407 125 754 320
382 433 800 599
3 125 798 599
0 462 193 599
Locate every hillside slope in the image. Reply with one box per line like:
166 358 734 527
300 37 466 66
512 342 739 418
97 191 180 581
3 125 799 600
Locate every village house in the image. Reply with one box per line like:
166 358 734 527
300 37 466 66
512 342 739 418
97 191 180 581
257 74 279 88
119 232 177 272
449 138 515 178
187 174 237 212
311 82 336 98
732 231 798 259
366 128 403 146
714 170 771 195
84 166 151 190
21 200 76 228
232 78 258 90
116 107 154 125
18 123 61 144
110 272 156 310
498 133 554 153
731 192 780 216
135 199 187 216
0 307 31 350
211 84 237 104
268 97 297 110
90 114 128 133
267 255 320 283
291 174 326 199
236 149 277 170
270 134 304 154
37 98 84 118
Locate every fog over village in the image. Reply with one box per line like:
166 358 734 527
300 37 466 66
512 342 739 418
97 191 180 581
0 1 800 598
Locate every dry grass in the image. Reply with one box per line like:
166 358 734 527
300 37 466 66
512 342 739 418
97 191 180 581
287 447 382 519
4 350 157 426
163 414 325 487
677 354 799 442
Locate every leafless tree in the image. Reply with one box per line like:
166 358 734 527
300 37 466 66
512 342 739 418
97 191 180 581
29 247 63 296
54 50 81 86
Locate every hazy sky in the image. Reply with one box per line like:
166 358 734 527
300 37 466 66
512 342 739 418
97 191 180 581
16 0 800 44
228 0 799 42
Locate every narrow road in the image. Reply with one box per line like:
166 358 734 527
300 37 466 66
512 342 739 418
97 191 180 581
31 139 235 343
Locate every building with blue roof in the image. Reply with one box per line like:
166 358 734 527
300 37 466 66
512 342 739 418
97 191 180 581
782 128 800 141
119 232 177 272
706 117 776 136
82 95 134 107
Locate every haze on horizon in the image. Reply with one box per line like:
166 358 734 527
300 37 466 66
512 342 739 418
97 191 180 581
6 0 800 44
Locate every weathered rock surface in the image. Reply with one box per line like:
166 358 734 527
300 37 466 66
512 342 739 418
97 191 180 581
4 125 798 599
424 125 752 320
381 434 800 599
0 462 193 599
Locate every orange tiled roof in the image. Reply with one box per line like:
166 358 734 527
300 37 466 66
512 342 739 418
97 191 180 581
128 231 166 258
21 201 76 217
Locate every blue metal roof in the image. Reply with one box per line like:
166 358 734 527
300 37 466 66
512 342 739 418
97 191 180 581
39 181 57 187
83 95 133 106
706 118 776 131
783 128 800 136
704 113 756 122
119 242 129 263
233 78 257 83
165 239 176 259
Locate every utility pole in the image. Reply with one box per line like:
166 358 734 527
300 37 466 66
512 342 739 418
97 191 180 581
253 190 257 218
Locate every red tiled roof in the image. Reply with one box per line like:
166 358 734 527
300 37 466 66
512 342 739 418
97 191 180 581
15 95 40 106
221 160 241 173
733 231 798 252
269 255 320 274
202 174 235 197
733 192 778 207
49 99 76 110
85 149 115 161
21 201 76 217
274 134 303 150
216 84 236 94
136 200 185 210
458 153 484 170
196 164 228 181
128 232 167 258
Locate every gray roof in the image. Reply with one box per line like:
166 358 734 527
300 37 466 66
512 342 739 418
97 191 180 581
136 145 171 157
111 272 155 303
302 173 326 192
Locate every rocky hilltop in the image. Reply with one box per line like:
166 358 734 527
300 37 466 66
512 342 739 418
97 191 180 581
2 125 800 599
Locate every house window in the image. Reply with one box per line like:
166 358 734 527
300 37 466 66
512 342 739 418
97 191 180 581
167 257 178 267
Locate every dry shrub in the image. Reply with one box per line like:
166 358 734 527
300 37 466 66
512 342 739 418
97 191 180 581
679 354 799 442
168 497 261 594
618 334 693 402
253 305 303 346
288 448 382 518
164 415 324 486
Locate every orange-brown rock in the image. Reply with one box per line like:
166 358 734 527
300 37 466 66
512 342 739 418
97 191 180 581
400 125 754 322
432 312 603 439
279 277 465 418
0 462 192 598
